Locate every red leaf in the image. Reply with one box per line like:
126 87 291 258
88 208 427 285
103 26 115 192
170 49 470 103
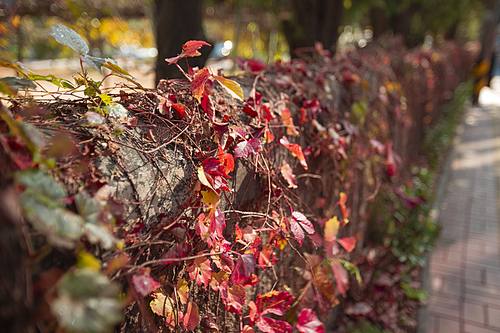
386 141 396 177
248 301 258 324
208 209 226 243
235 138 261 158
299 107 308 124
214 252 234 274
165 40 211 64
231 253 256 284
256 290 294 316
182 40 211 57
218 146 235 176
258 244 275 268
256 316 293 333
246 59 267 73
280 160 297 189
225 285 246 314
279 136 308 170
201 93 215 122
210 270 229 292
132 271 160 296
171 103 186 116
191 67 213 102
183 302 200 331
281 109 299 136
239 273 259 288
332 260 349 297
161 242 189 264
296 309 325 333
337 237 356 253
290 211 315 246
187 255 212 289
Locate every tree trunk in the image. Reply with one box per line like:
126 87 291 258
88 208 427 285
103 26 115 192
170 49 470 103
282 0 343 55
371 6 389 40
153 0 212 85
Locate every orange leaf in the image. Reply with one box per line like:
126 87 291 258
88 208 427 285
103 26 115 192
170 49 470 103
337 237 356 253
191 67 212 102
217 146 235 176
182 40 211 57
183 302 200 330
279 136 308 170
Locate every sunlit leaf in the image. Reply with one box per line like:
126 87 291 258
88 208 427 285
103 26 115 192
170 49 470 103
235 138 261 158
166 40 211 64
187 255 212 289
176 279 189 304
279 136 308 170
103 61 144 89
183 302 200 330
256 290 293 317
290 211 315 246
225 285 246 314
214 75 244 101
47 25 89 55
280 160 297 189
201 189 220 209
150 292 174 317
296 309 325 333
191 67 212 102
257 316 293 333
104 103 128 121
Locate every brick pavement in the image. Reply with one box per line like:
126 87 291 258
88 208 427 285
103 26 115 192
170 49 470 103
424 104 500 333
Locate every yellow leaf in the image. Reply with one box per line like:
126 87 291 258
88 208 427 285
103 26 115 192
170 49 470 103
201 189 220 209
77 251 102 271
324 216 340 242
214 75 244 101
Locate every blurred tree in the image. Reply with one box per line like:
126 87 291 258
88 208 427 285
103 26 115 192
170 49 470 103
281 0 344 55
153 0 212 84
345 0 483 47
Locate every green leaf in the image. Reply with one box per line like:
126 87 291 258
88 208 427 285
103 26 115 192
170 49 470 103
84 223 117 250
102 61 143 89
75 191 101 224
0 77 36 95
52 268 122 333
15 169 67 199
47 25 89 56
15 122 47 152
81 55 109 72
20 195 84 248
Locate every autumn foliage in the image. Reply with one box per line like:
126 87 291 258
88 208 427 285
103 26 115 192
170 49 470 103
0 31 477 333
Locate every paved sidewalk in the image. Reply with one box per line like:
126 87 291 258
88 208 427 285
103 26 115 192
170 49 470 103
424 101 500 332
